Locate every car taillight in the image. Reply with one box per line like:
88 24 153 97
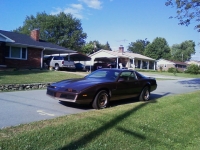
62 61 64 64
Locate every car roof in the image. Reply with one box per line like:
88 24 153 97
98 68 135 72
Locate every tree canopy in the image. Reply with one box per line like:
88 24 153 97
81 40 111 55
14 12 87 51
171 40 196 61
144 37 171 60
127 39 150 55
165 0 200 32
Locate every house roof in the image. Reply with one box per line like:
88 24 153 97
157 59 187 66
0 30 76 53
89 50 155 61
44 53 91 61
170 60 188 66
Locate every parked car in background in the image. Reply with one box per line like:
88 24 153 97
46 68 157 109
93 57 117 71
93 62 111 70
44 56 75 71
75 63 86 71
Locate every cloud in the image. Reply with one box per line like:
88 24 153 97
79 0 102 9
50 0 103 19
51 3 84 19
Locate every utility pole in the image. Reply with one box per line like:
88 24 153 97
182 53 183 62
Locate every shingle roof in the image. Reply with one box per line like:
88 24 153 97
0 30 76 53
90 50 155 61
170 60 188 65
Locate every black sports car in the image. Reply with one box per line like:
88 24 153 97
47 68 157 109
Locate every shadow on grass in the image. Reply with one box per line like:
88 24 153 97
60 100 158 150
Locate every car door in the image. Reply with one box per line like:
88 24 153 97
113 71 139 100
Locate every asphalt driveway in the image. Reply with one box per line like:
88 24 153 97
0 77 199 128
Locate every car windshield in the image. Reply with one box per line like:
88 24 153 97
85 69 120 81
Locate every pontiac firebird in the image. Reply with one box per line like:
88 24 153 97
46 68 157 109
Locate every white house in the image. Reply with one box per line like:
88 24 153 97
185 60 200 67
85 46 156 71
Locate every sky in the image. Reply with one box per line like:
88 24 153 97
0 0 199 60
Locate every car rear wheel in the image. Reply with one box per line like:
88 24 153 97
139 86 150 101
55 64 59 71
92 90 109 109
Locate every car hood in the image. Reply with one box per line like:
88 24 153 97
50 78 110 92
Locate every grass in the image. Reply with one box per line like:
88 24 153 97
0 91 200 150
0 69 199 85
0 70 84 84
137 70 200 78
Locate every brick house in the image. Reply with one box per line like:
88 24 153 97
0 29 76 69
157 59 188 72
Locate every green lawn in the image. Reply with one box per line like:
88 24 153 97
137 70 200 78
0 91 199 150
0 70 84 84
0 69 199 85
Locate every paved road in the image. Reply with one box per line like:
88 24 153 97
0 78 199 129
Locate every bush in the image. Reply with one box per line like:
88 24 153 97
185 64 200 74
168 67 176 73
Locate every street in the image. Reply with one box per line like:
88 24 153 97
0 78 200 128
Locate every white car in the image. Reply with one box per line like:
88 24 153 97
44 56 76 71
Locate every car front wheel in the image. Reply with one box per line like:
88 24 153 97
92 90 109 109
139 86 150 101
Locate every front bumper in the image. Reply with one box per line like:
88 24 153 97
46 89 92 104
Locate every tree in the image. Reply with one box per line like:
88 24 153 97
127 39 150 54
171 40 196 61
81 43 94 55
165 0 200 32
14 12 87 51
144 37 171 60
101 41 112 51
83 40 112 54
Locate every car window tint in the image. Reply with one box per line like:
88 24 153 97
129 72 137 81
119 71 132 81
120 71 131 77
135 71 146 79
86 70 120 80
87 70 107 78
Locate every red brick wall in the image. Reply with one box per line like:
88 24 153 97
0 42 5 65
31 29 39 41
5 47 42 69
0 48 3 64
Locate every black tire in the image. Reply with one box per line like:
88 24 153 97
55 64 59 71
92 90 109 109
139 86 150 101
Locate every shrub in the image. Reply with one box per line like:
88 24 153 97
168 67 176 73
168 67 180 75
185 64 200 74
159 66 163 72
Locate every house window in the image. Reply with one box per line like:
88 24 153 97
5 46 27 59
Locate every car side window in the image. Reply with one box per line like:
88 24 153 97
135 71 146 79
119 71 132 81
129 72 137 81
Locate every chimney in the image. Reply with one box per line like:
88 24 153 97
118 45 124 53
31 29 40 41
